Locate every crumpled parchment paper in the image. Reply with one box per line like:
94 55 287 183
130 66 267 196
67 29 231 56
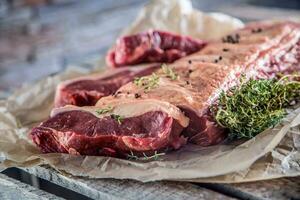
0 0 299 183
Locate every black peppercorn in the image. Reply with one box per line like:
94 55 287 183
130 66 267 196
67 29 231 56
222 34 239 44
252 28 262 33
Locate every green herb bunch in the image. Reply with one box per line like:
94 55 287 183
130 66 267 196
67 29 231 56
212 75 300 139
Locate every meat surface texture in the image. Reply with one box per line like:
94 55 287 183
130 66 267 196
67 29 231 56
106 30 206 67
31 101 189 157
54 64 159 107
31 21 300 157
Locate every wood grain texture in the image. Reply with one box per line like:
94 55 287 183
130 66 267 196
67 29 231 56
20 166 236 200
230 177 300 200
198 177 300 200
0 173 63 200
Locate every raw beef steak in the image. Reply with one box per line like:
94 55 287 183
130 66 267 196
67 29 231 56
55 64 159 107
106 30 206 67
31 100 189 157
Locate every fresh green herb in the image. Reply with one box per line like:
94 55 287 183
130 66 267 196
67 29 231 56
133 73 160 91
162 63 178 80
95 106 113 115
127 151 165 161
133 76 145 87
212 75 300 139
110 114 124 125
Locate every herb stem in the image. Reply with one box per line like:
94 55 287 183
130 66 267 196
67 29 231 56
127 151 165 161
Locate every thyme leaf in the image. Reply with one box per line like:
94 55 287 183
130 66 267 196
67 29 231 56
110 114 124 125
95 106 113 115
133 73 160 91
161 63 178 80
96 107 124 124
212 75 300 139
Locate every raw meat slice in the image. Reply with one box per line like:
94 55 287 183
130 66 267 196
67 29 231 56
31 100 189 157
106 30 206 67
54 64 159 107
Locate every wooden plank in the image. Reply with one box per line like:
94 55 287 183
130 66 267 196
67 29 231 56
229 178 300 200
197 177 300 200
0 173 63 200
20 166 237 200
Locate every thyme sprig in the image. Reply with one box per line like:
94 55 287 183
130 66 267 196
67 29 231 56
127 151 165 161
95 106 113 115
133 73 160 91
95 106 124 124
212 75 300 139
162 64 178 80
133 64 178 92
110 114 124 125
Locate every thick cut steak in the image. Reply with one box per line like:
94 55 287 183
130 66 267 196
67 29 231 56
106 30 206 67
98 21 300 146
31 100 189 157
55 64 159 107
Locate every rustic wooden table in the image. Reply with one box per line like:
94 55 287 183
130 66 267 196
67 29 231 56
1 0 300 199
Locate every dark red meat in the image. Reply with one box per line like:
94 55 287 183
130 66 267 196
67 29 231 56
178 107 226 146
106 30 206 67
30 110 185 157
55 65 159 107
